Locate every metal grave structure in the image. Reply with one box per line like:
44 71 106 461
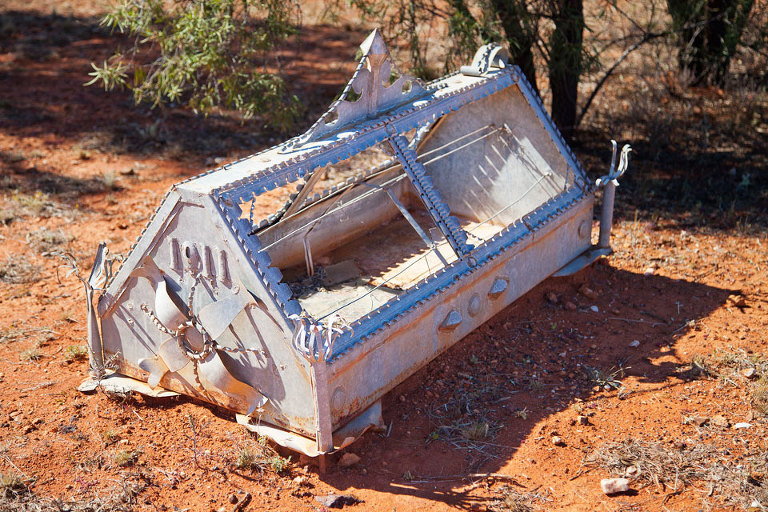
83 30 630 456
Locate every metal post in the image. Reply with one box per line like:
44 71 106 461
598 181 616 249
311 361 334 454
86 286 105 376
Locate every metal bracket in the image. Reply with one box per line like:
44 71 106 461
460 44 510 77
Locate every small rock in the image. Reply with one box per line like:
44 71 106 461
690 415 709 427
629 340 640 348
625 466 639 477
564 301 577 311
727 294 747 308
315 494 362 508
551 436 564 446
545 291 559 304
711 415 730 428
601 478 630 494
643 267 655 276
733 422 752 430
742 368 757 379
590 305 599 313
293 476 308 486
217 507 227 512
229 494 239 505
579 285 598 300
32 418 44 425
338 452 361 468
576 415 589 426
747 500 762 512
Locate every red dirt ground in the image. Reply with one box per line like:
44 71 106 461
1 2 767 511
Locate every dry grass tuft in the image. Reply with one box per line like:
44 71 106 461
689 349 768 416
26 227 74 255
0 472 27 497
752 377 768 416
112 449 139 468
586 438 768 508
0 471 149 511
0 191 65 224
0 256 42 284
64 345 88 363
488 486 533 512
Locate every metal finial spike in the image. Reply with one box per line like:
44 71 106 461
359 28 389 57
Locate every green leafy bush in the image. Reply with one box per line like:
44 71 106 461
88 0 301 130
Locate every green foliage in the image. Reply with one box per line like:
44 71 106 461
64 345 88 362
87 0 301 130
234 435 291 473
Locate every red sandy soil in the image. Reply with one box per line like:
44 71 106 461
1 2 767 511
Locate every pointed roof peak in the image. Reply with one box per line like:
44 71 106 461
360 28 388 57
292 28 428 145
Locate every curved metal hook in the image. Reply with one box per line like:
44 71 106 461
596 140 632 188
289 314 352 364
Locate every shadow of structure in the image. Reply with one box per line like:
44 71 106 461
311 262 734 509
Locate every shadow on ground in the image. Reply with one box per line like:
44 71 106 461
0 11 364 162
312 263 734 509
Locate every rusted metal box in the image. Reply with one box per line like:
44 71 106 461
83 30 628 455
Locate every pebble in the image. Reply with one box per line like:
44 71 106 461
733 422 752 429
579 285 598 300
229 494 239 504
293 476 308 486
577 415 589 426
315 494 360 508
690 415 709 427
625 466 639 477
338 452 360 468
601 478 630 494
643 267 655 276
711 415 730 428
564 301 577 311
551 436 564 446
546 291 559 304
742 368 757 379
629 340 640 348
590 305 599 313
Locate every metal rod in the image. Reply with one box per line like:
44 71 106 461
417 124 499 160
598 181 616 249
317 241 453 322
310 361 334 453
283 157 402 219
361 183 449 267
260 173 410 251
420 127 504 167
467 172 552 236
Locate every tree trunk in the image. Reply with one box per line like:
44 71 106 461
490 0 539 94
667 0 754 85
548 0 584 141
